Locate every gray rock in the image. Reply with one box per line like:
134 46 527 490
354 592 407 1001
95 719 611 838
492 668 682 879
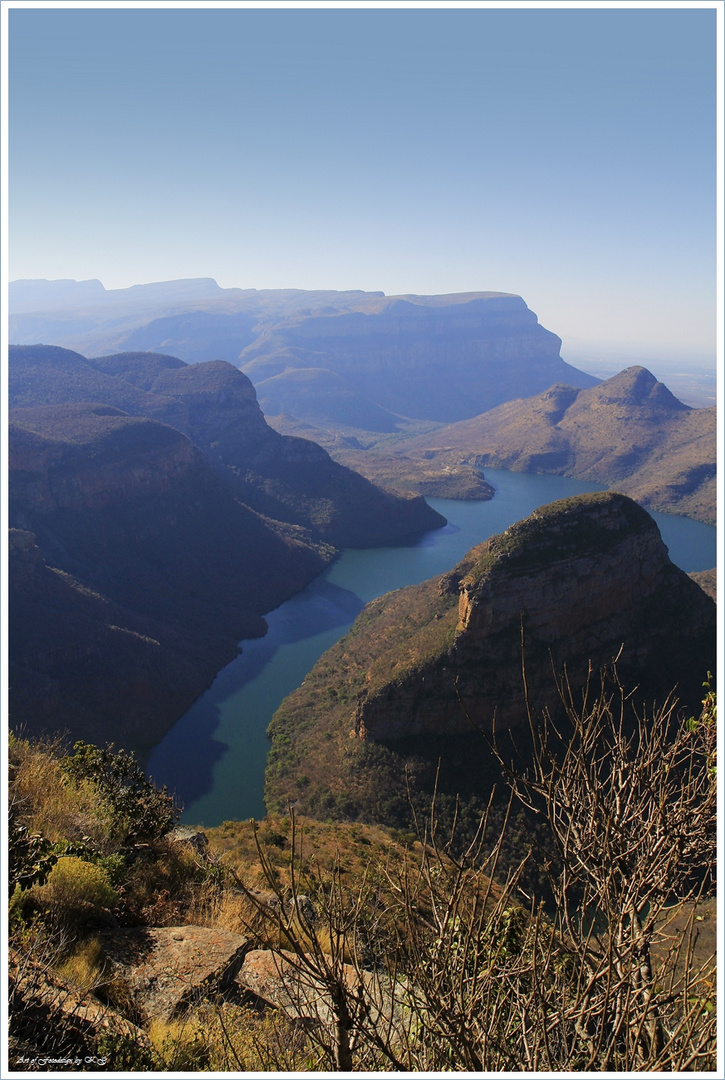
103 926 249 1022
167 826 209 855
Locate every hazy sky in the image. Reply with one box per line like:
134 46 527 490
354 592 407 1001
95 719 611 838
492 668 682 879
6 3 719 358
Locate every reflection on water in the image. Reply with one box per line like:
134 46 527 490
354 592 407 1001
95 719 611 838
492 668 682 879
147 469 716 826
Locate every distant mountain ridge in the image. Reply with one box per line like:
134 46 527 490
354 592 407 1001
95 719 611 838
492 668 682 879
9 279 598 430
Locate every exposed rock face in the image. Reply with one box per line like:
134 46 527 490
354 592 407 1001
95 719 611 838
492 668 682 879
404 366 716 523
354 493 713 742
102 927 250 1023
241 293 598 427
266 494 714 819
236 949 399 1033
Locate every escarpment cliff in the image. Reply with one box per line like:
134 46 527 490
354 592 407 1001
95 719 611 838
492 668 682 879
266 493 714 822
240 293 598 428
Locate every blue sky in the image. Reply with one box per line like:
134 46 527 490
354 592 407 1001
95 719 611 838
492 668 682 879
6 4 719 358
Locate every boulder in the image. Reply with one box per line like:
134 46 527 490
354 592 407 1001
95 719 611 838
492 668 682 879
102 926 249 1022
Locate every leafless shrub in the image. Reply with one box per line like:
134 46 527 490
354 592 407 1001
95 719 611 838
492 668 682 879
235 668 716 1071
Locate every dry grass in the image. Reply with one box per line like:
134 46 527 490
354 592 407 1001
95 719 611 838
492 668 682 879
9 734 115 850
148 1003 322 1071
55 936 107 991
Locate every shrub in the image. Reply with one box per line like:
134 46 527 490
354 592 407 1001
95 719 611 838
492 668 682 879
8 808 58 899
34 856 118 914
60 741 179 846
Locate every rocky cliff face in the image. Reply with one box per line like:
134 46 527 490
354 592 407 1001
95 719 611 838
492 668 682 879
354 493 712 742
241 293 598 427
266 493 715 821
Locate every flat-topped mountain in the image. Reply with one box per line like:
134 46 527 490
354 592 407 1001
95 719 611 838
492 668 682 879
240 292 598 428
8 346 443 751
402 366 715 523
7 281 387 360
266 493 715 822
9 281 598 433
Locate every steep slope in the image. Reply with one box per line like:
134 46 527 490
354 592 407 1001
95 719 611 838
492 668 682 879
266 493 715 822
8 346 443 752
403 366 715 523
9 405 332 754
9 346 443 547
241 293 598 427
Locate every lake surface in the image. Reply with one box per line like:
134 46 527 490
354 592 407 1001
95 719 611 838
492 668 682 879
147 469 716 826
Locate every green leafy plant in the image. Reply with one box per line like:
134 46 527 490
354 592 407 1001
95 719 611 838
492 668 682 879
60 742 179 846
8 807 58 899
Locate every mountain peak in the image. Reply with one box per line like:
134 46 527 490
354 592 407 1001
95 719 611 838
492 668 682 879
593 365 689 411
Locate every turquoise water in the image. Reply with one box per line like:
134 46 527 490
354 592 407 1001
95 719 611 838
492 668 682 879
147 469 716 825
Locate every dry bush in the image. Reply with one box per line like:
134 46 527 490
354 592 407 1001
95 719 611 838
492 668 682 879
117 838 202 926
231 672 716 1072
183 876 268 938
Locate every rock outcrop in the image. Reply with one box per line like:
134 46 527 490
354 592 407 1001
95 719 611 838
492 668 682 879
266 493 715 820
354 492 713 741
9 948 154 1068
403 366 716 523
236 949 400 1035
102 927 250 1023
